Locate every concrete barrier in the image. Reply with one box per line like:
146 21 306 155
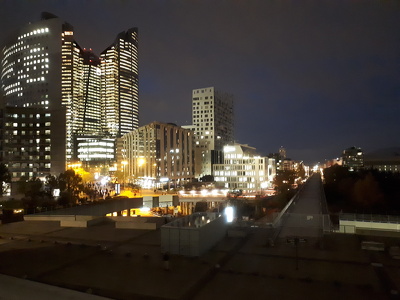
24 215 75 222
60 216 106 228
107 216 146 223
115 222 156 230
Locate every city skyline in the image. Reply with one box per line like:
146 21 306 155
1 0 399 164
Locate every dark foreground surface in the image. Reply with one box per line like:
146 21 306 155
0 220 399 300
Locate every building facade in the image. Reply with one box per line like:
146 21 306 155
1 13 139 183
191 87 234 177
76 48 102 136
342 146 364 171
213 144 276 194
122 122 195 188
363 147 400 173
0 106 66 186
100 28 139 137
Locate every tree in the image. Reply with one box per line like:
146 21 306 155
58 169 84 206
45 174 59 196
17 176 55 213
353 172 384 208
0 163 11 195
199 175 214 182
17 176 43 197
273 170 296 194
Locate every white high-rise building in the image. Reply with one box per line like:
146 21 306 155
191 87 234 177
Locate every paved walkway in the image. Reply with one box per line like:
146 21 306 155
278 174 326 238
0 273 110 300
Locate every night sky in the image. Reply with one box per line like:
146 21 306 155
1 0 399 165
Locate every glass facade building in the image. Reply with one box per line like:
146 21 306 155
100 28 139 137
1 13 139 183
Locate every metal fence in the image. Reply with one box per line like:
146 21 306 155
340 213 400 224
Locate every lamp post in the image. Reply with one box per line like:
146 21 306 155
122 161 128 190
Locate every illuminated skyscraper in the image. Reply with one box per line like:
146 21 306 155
1 13 139 182
100 28 139 137
0 12 81 174
77 48 102 135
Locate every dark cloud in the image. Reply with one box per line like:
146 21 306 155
1 0 399 164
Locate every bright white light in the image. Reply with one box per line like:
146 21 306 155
225 207 234 223
224 146 235 153
260 181 269 189
201 189 208 196
53 189 60 197
100 177 108 185
140 207 150 212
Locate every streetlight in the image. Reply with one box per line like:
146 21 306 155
122 161 128 190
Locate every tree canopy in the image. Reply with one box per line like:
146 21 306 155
323 165 400 213
0 163 11 195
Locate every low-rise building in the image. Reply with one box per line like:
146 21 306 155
213 144 276 194
342 146 364 171
364 147 400 173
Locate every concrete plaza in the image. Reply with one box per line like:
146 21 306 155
0 219 399 299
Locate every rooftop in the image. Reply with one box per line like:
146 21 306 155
0 219 399 299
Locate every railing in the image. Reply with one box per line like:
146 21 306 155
340 213 400 224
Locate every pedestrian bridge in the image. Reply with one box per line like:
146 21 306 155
274 173 331 239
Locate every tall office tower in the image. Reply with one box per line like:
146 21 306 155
100 28 139 138
1 13 140 180
0 12 81 174
1 12 62 110
76 48 101 135
192 87 234 176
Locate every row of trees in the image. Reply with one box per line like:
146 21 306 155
0 166 107 213
17 169 86 212
323 165 400 214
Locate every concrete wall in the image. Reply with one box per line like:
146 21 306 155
143 196 159 208
115 222 156 230
24 215 75 222
159 195 179 206
34 198 143 216
60 216 106 228
161 213 227 257
108 216 162 230
339 220 400 235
